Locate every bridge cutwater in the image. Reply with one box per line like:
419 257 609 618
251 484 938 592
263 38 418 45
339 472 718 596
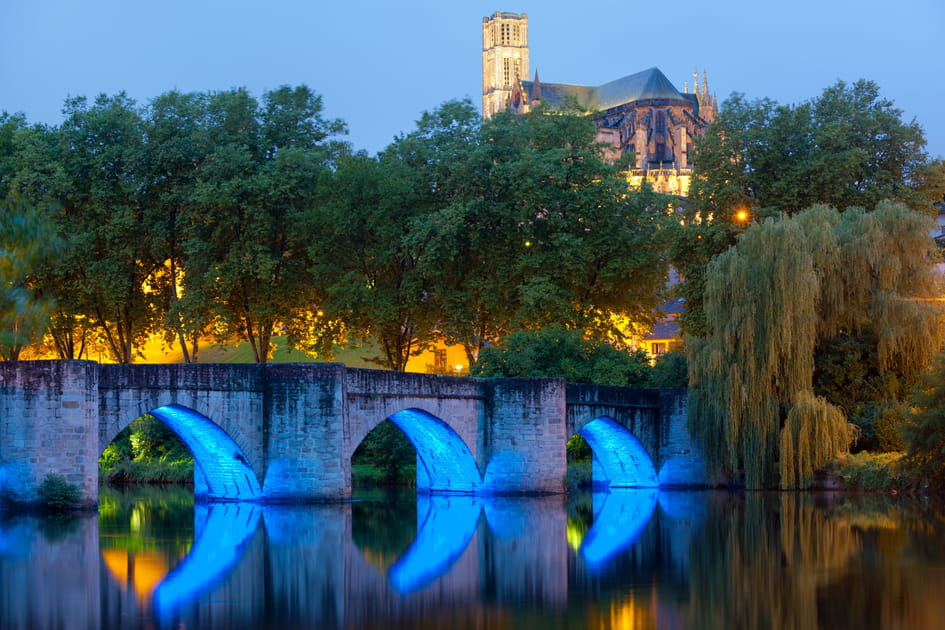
0 361 706 505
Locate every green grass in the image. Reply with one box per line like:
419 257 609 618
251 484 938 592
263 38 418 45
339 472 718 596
351 463 416 487
100 458 195 485
158 335 385 368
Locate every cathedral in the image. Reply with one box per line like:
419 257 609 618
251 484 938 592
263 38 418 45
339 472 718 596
482 11 717 197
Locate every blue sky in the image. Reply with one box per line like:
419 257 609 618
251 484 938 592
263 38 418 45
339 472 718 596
2 0 943 158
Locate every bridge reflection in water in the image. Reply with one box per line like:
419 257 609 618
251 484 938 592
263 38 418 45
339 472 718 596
139 488 661 623
151 503 262 626
6 490 945 629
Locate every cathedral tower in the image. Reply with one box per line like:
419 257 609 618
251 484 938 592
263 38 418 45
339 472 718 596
482 12 529 119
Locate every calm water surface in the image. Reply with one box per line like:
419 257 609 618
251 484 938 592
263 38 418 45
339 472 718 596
2 487 945 629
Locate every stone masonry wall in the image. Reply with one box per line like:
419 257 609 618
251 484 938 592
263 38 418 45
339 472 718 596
479 378 567 493
0 361 99 505
263 363 348 500
656 388 706 485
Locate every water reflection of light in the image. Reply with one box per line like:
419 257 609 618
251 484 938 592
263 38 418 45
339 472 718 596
606 592 658 630
388 494 482 594
101 549 172 601
580 489 658 570
152 502 262 625
567 518 588 552
578 418 658 488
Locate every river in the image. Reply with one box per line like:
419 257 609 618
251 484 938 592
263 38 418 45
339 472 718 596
2 486 945 629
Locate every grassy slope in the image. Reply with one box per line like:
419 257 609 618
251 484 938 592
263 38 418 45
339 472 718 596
144 335 384 368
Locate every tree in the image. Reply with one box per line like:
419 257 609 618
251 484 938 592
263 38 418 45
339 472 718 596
677 80 937 336
413 102 672 363
0 195 59 359
902 352 945 490
55 93 157 363
305 150 437 371
689 202 945 488
471 327 652 387
183 86 346 363
143 90 213 363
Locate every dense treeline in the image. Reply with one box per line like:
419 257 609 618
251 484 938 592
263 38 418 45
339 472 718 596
0 89 672 368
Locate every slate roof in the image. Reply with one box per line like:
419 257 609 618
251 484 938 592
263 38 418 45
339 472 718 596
643 299 685 340
521 67 693 112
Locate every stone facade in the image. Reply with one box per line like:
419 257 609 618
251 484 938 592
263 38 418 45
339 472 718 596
0 361 704 505
482 12 718 196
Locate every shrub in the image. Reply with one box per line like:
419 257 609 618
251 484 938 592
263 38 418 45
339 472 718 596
37 473 81 511
472 327 653 387
647 351 688 388
833 452 908 491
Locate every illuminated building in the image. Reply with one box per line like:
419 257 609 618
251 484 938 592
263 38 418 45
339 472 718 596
482 11 717 197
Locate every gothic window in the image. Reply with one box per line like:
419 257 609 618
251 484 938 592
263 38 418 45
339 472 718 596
503 58 512 86
501 23 510 45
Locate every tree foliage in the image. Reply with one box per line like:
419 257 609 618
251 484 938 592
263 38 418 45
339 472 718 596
0 195 59 359
2 92 673 366
417 105 671 362
472 327 653 387
902 353 945 490
677 80 939 337
184 86 347 363
55 93 156 363
689 202 945 488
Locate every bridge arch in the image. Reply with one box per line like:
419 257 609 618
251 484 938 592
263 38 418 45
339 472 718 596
100 402 262 501
574 416 658 488
351 408 482 493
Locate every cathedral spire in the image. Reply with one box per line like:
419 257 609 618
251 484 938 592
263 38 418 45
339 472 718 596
531 69 542 104
702 69 709 97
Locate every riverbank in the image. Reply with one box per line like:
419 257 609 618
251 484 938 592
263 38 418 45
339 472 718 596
99 459 194 485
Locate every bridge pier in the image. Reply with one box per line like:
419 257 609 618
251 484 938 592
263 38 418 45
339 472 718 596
0 361 100 507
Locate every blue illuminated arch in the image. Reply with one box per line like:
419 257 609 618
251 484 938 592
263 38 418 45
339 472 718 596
385 409 482 493
578 417 658 488
580 489 658 569
389 495 482 593
152 503 262 625
147 404 262 501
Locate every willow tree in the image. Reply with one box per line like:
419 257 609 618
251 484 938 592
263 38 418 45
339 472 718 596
689 201 945 488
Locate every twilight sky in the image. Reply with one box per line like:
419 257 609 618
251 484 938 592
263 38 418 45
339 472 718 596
2 0 944 158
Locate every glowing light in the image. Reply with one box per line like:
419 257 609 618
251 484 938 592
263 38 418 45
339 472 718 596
578 417 658 488
566 518 588 551
389 495 482 593
387 409 482 493
149 405 262 501
735 208 750 222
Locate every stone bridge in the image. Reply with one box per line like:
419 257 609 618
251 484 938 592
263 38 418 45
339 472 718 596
0 361 705 505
